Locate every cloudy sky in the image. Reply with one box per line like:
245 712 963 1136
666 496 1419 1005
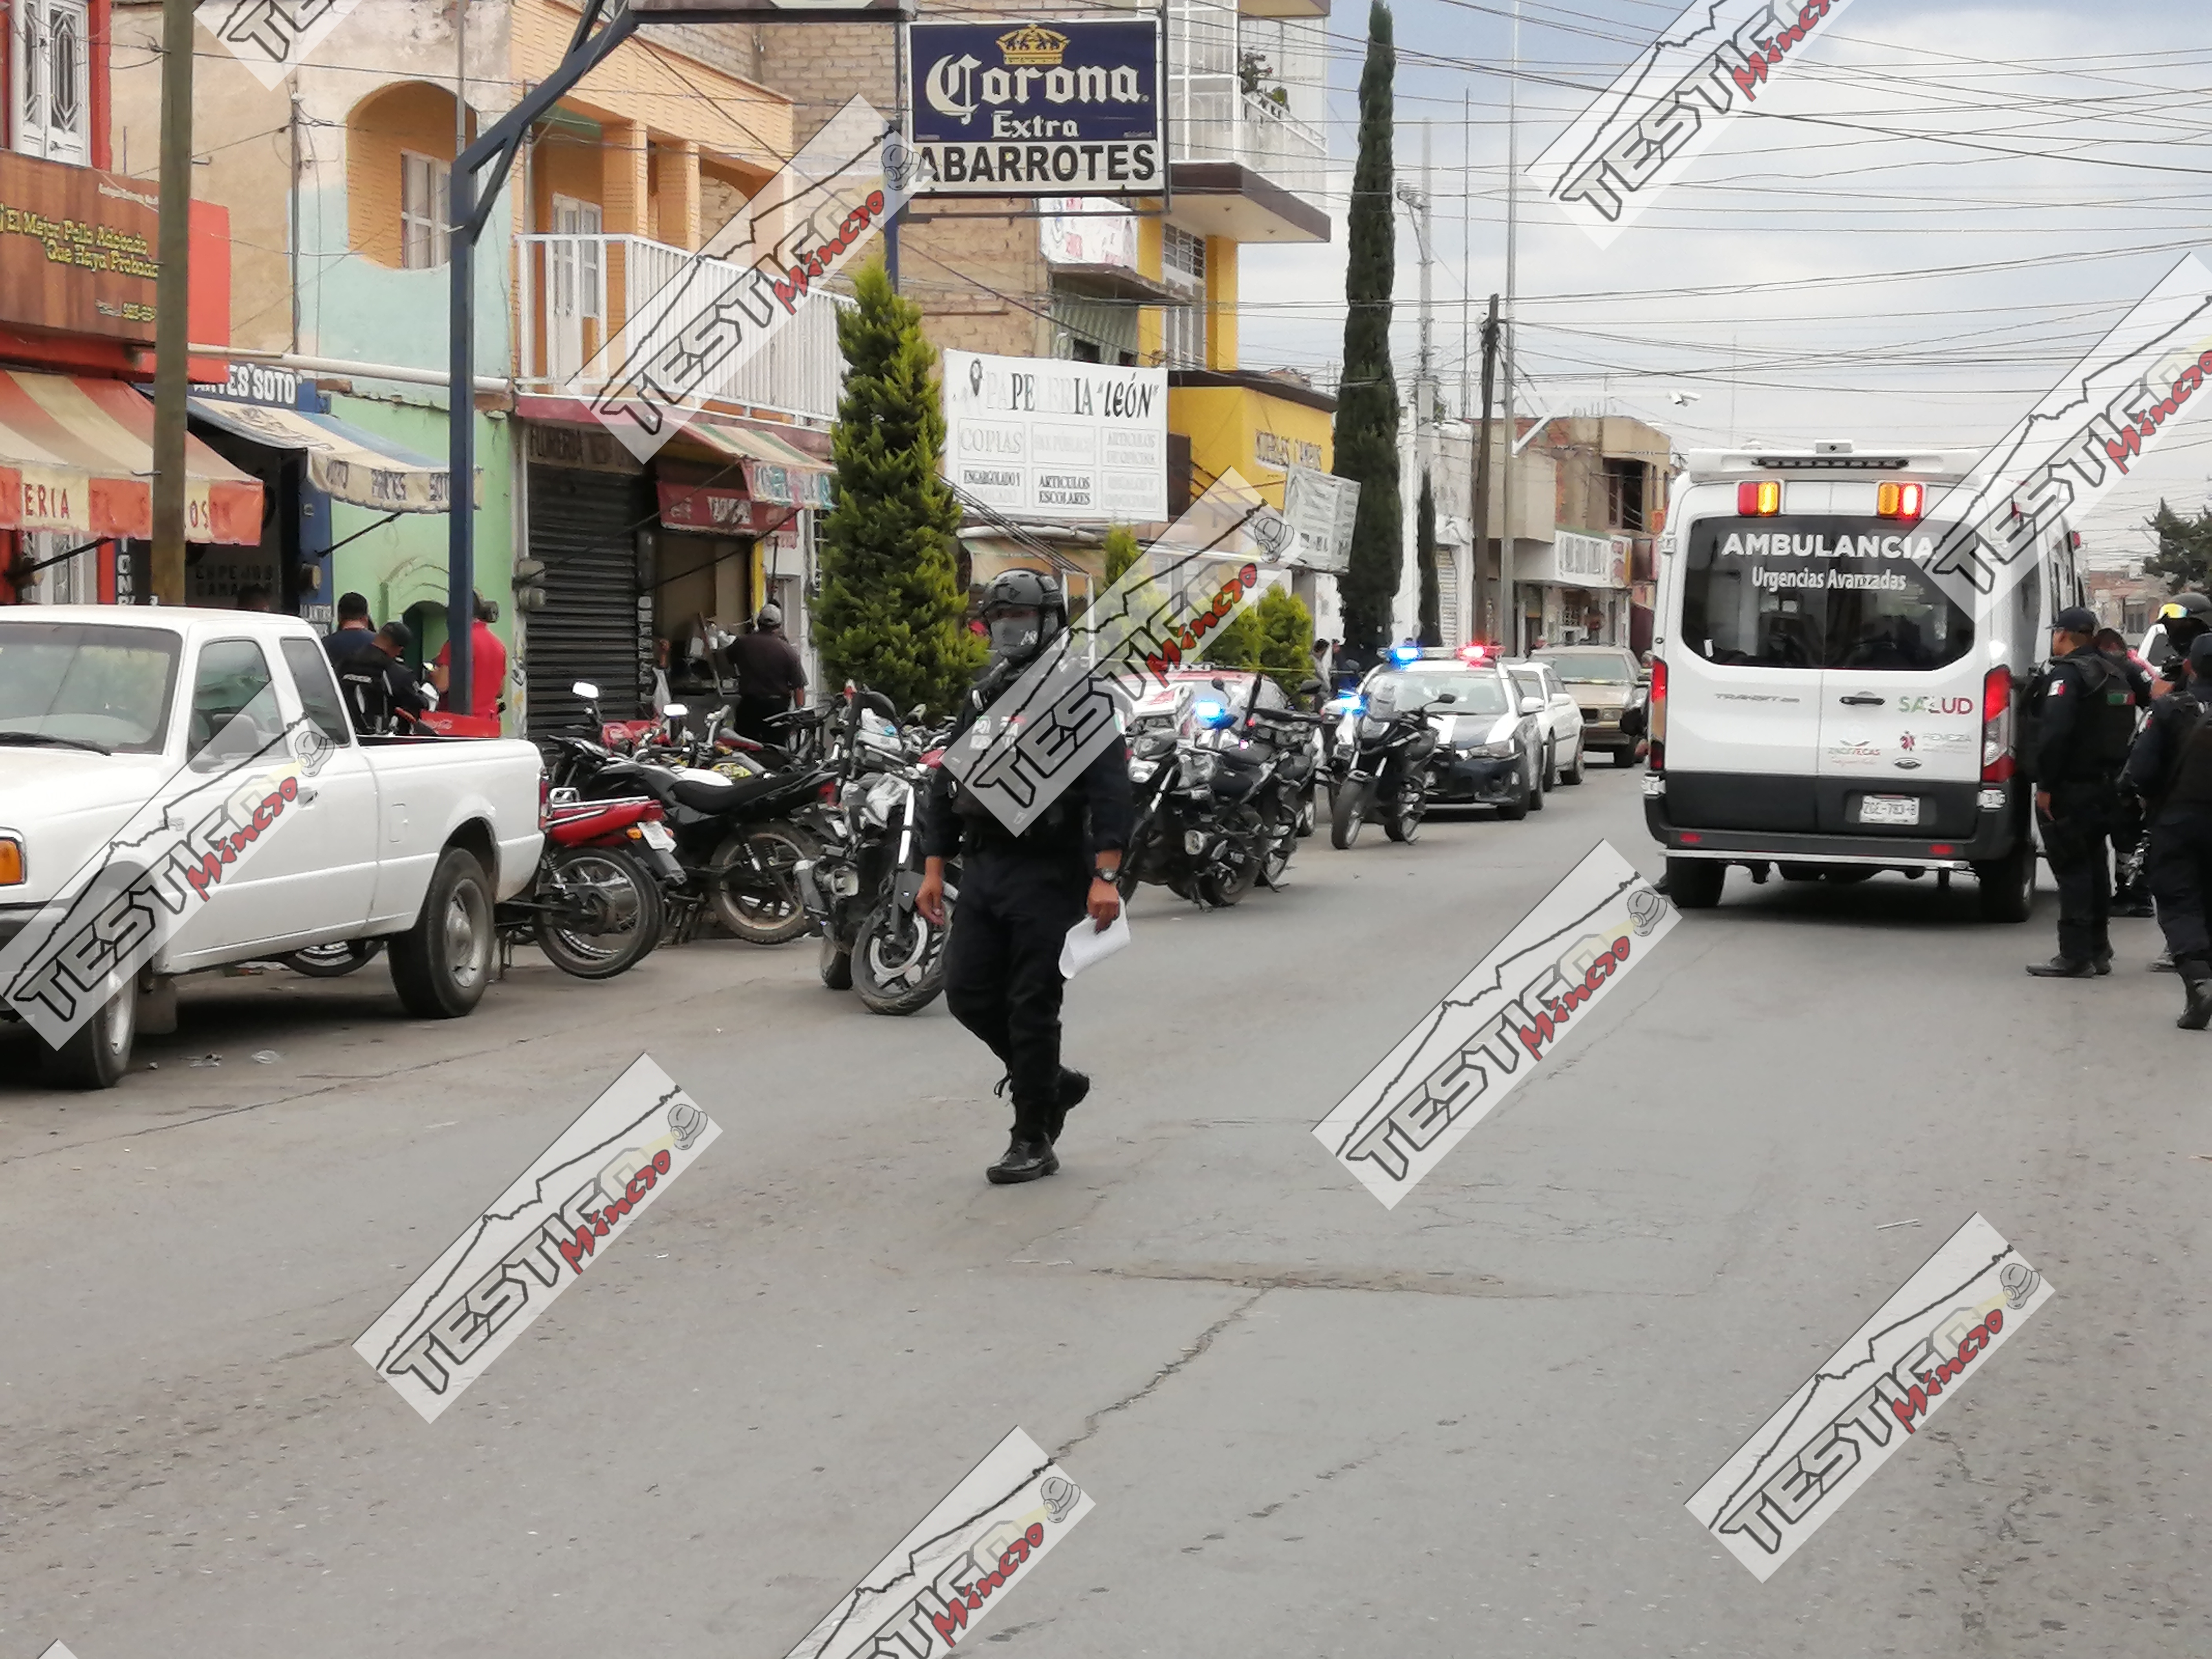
1234 0 2212 566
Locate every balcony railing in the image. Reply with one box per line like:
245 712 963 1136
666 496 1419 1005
515 233 849 427
1169 80 1329 203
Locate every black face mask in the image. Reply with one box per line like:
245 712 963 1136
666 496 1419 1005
988 614 1043 658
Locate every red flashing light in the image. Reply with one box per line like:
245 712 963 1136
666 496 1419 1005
1458 643 1489 663
1737 480 1781 516
1648 656 1667 773
1877 482 1925 519
1981 665 2014 782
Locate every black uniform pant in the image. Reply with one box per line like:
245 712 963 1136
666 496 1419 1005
732 696 789 745
2148 804 2212 963
944 846 1088 1138
2040 780 2117 962
2112 789 2149 896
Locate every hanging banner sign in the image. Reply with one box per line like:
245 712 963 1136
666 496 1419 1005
1284 465 1357 574
942 349 1166 521
910 18 1162 196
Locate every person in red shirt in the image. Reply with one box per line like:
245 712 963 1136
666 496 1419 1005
431 591 509 720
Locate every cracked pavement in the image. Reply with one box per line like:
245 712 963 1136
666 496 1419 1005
1 768 2204 1657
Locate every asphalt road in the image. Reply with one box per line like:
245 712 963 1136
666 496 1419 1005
2 762 2205 1659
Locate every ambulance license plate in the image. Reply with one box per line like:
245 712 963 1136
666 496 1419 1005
1857 794 1920 826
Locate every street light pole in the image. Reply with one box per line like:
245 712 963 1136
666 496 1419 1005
1498 0 1520 654
150 0 196 604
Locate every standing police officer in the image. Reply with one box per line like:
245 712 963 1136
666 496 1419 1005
916 570 1134 1185
2148 593 2212 692
2025 606 2141 978
2124 633 2212 1028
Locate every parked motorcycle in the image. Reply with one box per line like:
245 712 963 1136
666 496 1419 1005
542 682 835 946
498 794 679 978
1120 682 1287 908
1329 683 1456 849
793 686 957 1015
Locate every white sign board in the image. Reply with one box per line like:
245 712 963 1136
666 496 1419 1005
1284 465 1357 574
942 349 1166 522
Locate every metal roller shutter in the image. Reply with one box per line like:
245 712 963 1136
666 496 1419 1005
526 464 648 734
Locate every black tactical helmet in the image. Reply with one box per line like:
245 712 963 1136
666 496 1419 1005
2157 593 2212 626
978 568 1067 668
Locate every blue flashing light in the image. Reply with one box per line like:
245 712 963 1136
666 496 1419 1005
1192 698 1231 727
1325 695 1365 716
1390 644 1423 665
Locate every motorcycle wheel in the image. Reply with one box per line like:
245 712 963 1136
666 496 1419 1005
1330 784 1368 849
1384 791 1425 843
853 897 951 1015
819 930 854 991
1261 818 1298 886
709 823 821 946
283 939 383 978
533 847 664 980
1198 851 1259 908
1296 787 1317 838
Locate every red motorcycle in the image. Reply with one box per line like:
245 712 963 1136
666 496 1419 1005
498 794 682 979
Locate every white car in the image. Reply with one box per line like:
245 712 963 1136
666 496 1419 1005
1506 660 1587 787
0 607 546 1087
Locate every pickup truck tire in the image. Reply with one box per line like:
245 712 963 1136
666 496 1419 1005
390 847 494 1018
41 981 136 1090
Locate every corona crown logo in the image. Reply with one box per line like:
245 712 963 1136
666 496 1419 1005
996 24 1068 66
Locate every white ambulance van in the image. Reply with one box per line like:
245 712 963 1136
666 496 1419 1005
1643 443 2086 920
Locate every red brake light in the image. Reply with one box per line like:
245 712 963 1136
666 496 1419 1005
1737 480 1780 516
1648 657 1667 772
538 774 550 831
1981 665 2013 782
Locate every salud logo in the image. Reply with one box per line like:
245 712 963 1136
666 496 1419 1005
925 24 1149 129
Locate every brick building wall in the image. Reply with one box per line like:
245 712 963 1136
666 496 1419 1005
755 18 1050 361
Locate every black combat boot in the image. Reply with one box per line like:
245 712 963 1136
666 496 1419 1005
987 1133 1059 1184
2177 958 2212 1031
2025 956 2094 978
1046 1068 1090 1144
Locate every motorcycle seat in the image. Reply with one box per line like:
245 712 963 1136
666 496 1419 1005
669 771 769 812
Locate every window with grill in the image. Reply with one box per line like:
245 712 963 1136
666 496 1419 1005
1161 225 1207 369
401 153 452 269
1604 458 1647 531
11 0 89 165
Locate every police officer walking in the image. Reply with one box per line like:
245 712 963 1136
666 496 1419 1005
916 571 1133 1185
2025 606 2141 978
2124 634 2212 1027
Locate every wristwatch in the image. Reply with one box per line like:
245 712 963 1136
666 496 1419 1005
1091 865 1119 885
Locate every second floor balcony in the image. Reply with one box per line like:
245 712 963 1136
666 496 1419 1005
1165 0 1330 243
516 233 849 428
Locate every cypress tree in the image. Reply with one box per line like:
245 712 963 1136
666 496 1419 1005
1331 0 1402 656
814 260 985 714
1415 472 1441 645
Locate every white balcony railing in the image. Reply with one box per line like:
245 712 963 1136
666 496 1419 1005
1168 80 1329 204
516 233 850 427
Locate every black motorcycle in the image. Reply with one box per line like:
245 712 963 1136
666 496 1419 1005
1329 687 1458 848
1120 683 1282 908
543 681 836 946
793 687 958 1015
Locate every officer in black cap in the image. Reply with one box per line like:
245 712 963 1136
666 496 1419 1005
2025 605 2142 978
916 569 1134 1184
2125 632 2212 1027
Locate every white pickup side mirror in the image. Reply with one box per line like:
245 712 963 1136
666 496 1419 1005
572 681 600 700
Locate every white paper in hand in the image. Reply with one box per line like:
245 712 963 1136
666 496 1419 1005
1060 908 1131 979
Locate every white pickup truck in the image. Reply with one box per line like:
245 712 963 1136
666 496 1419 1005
0 607 545 1088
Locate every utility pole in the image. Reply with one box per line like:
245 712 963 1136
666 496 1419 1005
1470 293 1498 639
1499 0 1522 654
150 0 196 604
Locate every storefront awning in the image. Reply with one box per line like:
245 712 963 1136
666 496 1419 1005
183 397 483 513
676 419 835 509
0 372 262 543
